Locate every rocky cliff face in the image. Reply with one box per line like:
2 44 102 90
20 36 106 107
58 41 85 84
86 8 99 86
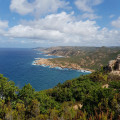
108 54 120 75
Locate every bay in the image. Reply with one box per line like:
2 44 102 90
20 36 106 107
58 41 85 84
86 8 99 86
0 48 89 91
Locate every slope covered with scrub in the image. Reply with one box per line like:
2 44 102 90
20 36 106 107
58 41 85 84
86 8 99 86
0 67 120 120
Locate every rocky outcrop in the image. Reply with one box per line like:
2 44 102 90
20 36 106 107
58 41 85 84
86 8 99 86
115 54 120 70
102 84 109 88
108 60 116 71
108 54 120 75
34 58 93 72
73 104 83 110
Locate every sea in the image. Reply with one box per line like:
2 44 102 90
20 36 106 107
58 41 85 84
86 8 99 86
0 48 90 91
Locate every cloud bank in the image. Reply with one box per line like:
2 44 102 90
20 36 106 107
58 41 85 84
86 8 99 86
2 12 120 46
0 0 119 47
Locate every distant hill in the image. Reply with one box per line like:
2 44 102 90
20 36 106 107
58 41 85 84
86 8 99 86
33 47 48 51
36 46 120 70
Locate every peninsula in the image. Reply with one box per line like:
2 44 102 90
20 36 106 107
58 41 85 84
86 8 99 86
34 46 120 72
34 58 93 72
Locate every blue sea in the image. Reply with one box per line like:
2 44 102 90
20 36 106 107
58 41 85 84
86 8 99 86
0 48 90 91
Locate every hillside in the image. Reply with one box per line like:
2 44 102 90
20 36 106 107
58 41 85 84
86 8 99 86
36 46 120 70
0 68 120 120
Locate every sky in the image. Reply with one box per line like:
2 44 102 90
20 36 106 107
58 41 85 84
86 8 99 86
0 0 120 48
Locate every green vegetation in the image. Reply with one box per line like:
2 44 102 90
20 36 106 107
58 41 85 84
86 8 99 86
0 68 120 120
46 46 120 70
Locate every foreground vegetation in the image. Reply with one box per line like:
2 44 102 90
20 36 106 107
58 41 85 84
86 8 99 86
0 68 120 120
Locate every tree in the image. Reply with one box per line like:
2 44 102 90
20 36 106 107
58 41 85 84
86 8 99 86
15 103 26 120
18 83 35 105
26 99 40 119
0 74 18 101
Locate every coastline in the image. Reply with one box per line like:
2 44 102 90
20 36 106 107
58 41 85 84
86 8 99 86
33 58 93 73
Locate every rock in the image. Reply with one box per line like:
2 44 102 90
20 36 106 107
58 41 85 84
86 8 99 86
108 60 116 71
73 104 83 110
78 104 83 109
108 54 120 75
102 84 109 88
108 54 120 71
115 54 120 71
73 105 78 110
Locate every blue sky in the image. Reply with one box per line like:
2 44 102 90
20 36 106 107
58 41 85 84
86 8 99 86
0 0 120 48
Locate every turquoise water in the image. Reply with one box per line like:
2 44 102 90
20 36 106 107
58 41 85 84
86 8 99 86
0 48 90 91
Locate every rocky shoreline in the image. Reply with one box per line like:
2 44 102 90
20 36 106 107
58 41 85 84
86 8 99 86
33 58 93 72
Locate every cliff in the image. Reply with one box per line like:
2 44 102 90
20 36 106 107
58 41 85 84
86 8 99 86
108 54 120 75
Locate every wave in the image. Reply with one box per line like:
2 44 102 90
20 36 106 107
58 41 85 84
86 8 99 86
34 58 40 60
34 57 49 60
54 67 63 70
44 54 52 57
57 55 64 58
32 61 36 65
36 53 42 54
77 70 92 73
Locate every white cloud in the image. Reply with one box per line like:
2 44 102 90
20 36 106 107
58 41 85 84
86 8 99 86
10 0 68 16
81 13 101 20
10 0 33 15
3 12 120 46
109 14 115 18
75 0 103 12
111 17 120 28
5 25 64 42
5 12 99 43
0 20 8 28
0 20 8 35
